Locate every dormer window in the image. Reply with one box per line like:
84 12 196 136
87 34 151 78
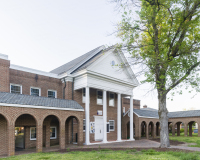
10 84 22 94
30 87 41 96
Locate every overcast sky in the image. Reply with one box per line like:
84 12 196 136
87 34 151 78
0 0 199 112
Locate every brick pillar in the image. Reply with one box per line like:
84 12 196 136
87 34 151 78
198 123 200 137
177 123 180 136
59 121 65 149
172 124 175 136
45 123 50 148
8 123 15 156
153 125 156 138
189 123 193 137
138 122 141 140
184 123 188 136
78 118 83 146
146 123 149 139
36 122 43 152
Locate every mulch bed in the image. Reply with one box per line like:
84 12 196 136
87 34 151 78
150 138 185 146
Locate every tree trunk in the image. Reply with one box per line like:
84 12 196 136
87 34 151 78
158 93 170 148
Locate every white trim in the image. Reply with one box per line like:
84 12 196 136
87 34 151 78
50 126 57 139
10 64 59 79
47 90 57 98
109 92 115 107
30 127 36 140
0 53 8 60
97 90 103 105
30 87 41 96
10 83 22 94
82 88 85 103
109 120 115 131
0 103 84 111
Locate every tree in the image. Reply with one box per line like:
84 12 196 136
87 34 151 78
115 0 200 147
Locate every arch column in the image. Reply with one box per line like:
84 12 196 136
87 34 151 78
153 124 156 138
60 120 65 149
45 121 50 148
198 123 200 137
146 123 149 139
189 122 193 137
184 123 188 136
8 122 15 156
36 121 43 152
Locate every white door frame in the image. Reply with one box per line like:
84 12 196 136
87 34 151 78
94 116 103 141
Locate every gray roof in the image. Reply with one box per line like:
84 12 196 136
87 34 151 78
50 46 105 75
133 109 200 119
0 92 84 110
140 107 158 111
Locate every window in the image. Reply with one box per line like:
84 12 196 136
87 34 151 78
123 107 125 115
109 120 115 131
48 90 57 98
107 122 110 133
10 84 22 94
97 90 103 105
109 93 115 106
50 127 57 139
82 88 85 103
30 87 41 96
83 119 86 131
30 127 36 140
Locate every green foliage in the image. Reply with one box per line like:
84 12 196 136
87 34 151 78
117 0 200 96
180 128 184 133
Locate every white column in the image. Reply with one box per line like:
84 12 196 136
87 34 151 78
130 95 134 140
117 93 121 141
103 90 107 143
85 87 90 145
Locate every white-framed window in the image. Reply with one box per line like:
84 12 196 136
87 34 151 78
123 107 125 115
109 92 115 106
48 90 57 98
30 127 36 140
50 127 57 139
83 119 86 132
82 88 86 103
97 90 103 105
109 120 115 131
10 84 22 94
30 87 41 96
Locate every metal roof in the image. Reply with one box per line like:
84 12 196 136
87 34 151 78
50 46 105 75
133 109 200 118
0 92 84 110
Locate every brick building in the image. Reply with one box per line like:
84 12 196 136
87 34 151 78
0 46 139 156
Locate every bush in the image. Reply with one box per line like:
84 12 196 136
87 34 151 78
180 128 184 133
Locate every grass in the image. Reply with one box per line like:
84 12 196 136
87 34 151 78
2 149 200 160
169 132 200 147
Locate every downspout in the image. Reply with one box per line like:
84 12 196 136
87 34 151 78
63 78 66 99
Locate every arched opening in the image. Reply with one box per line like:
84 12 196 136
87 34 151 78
0 114 8 156
156 122 160 136
43 115 60 148
127 122 135 139
175 122 183 136
65 116 79 145
168 122 172 135
148 121 154 138
15 114 36 151
141 121 147 138
187 121 198 137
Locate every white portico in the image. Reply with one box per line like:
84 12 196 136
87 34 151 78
72 48 139 144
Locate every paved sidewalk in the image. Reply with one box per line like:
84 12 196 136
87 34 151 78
170 146 200 152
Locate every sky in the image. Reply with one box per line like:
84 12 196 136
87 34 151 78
0 0 199 112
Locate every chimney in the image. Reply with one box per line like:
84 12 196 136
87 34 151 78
143 105 147 108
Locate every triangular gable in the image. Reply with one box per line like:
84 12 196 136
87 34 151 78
87 49 139 86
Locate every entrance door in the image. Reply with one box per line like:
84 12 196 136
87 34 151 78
95 116 103 141
15 127 25 149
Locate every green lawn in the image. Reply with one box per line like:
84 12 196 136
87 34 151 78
169 133 200 147
2 149 200 160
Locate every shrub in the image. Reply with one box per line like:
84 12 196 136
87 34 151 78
180 128 184 133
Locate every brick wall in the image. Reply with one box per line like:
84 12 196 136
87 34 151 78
0 58 10 92
9 69 62 98
0 114 8 155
